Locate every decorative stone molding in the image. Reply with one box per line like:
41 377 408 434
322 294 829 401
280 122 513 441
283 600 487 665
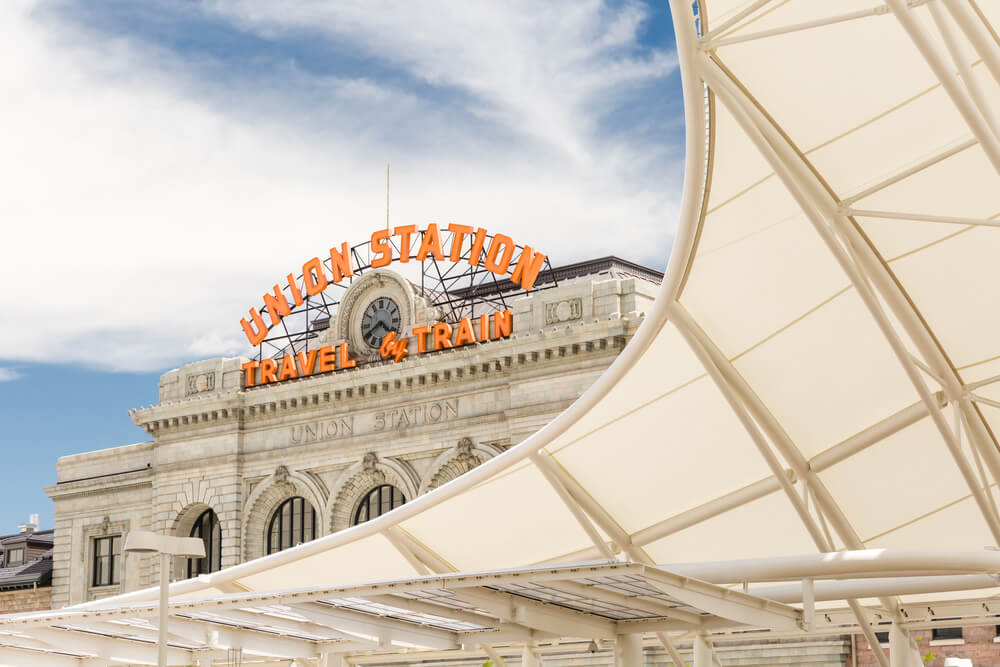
544 297 583 324
185 371 216 396
420 439 504 494
242 466 328 560
329 453 420 533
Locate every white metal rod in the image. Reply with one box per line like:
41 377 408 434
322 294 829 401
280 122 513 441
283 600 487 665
928 1 1000 136
704 5 889 50
886 0 1000 174
809 399 937 472
943 0 1000 89
655 632 688 667
670 303 832 551
701 0 775 41
847 208 1000 227
529 451 616 559
840 138 977 206
749 574 1000 603
532 452 650 564
660 549 1000 584
632 473 788 546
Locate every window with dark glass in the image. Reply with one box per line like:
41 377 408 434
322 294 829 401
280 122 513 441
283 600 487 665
353 485 406 526
188 509 222 577
932 623 963 641
267 497 315 555
5 548 23 566
92 535 121 587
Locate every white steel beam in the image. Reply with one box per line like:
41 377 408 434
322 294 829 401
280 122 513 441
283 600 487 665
286 601 459 650
840 138 978 206
528 451 617 559
642 567 802 631
928 0 1000 135
631 472 791 547
809 399 939 472
551 578 703 626
703 5 891 50
531 451 649 564
28 626 194 665
887 0 1000 172
0 646 82 667
749 574 1000 603
455 587 618 640
662 549 1000 583
943 0 1000 88
846 209 1000 227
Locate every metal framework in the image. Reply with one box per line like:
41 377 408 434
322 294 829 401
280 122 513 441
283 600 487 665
2 557 1000 666
252 230 558 362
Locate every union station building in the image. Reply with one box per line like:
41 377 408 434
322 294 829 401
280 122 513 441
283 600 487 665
45 256 659 609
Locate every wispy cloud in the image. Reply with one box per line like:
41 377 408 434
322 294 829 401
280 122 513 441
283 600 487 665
0 369 23 383
1 0 682 373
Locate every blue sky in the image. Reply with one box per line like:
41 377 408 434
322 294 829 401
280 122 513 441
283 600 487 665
0 0 684 530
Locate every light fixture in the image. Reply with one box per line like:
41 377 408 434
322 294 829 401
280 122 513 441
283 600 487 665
124 531 205 667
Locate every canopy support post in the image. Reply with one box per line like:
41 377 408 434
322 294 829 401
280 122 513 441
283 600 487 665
319 653 345 667
693 634 714 667
521 644 541 667
943 0 1000 88
616 633 643 667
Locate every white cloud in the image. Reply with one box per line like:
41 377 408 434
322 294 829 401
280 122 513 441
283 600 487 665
0 0 681 373
0 368 23 383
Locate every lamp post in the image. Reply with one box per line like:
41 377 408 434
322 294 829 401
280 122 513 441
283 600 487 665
123 530 205 667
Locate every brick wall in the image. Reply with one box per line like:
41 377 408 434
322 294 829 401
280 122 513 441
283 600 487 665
0 587 51 613
855 626 1000 667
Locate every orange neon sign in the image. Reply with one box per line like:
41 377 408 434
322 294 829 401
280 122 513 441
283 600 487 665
241 310 512 387
239 225 546 346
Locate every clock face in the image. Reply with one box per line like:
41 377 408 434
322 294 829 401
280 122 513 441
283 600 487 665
361 297 402 349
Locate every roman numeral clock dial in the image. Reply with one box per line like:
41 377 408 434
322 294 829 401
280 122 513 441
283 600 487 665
361 297 401 349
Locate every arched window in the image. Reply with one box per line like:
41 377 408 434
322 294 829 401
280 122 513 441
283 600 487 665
267 497 316 555
188 509 221 577
353 485 406 526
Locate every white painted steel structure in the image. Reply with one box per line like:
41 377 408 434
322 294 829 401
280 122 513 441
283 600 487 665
6 0 1000 664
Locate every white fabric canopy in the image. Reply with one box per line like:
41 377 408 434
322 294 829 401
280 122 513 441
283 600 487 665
8 2 1000 663
80 0 1000 609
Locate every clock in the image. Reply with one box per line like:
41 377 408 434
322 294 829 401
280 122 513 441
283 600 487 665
361 297 401 349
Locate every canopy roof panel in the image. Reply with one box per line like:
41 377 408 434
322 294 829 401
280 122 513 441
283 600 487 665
7 0 1000 663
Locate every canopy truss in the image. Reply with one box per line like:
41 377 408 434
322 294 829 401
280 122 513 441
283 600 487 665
2 556 1000 665
8 0 1000 665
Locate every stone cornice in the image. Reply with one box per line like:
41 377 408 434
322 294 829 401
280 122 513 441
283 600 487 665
131 314 640 439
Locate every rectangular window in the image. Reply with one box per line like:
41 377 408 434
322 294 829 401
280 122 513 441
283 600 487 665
92 535 121 587
932 625 963 641
5 548 23 566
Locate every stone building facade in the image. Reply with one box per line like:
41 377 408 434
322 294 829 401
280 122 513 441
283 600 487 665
46 257 659 609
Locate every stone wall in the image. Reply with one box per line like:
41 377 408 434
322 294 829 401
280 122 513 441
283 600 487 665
0 587 51 613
